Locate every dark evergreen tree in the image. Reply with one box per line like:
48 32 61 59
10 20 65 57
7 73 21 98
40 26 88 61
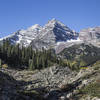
0 39 62 70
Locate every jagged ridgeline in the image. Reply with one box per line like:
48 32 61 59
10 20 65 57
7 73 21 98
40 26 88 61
59 43 100 70
0 19 79 50
0 39 61 69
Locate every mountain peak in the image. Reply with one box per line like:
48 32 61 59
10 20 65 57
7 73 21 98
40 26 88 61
48 18 57 23
0 19 79 49
27 24 42 30
46 18 58 26
45 18 68 29
50 18 57 21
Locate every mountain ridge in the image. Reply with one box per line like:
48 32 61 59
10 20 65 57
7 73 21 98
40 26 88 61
0 19 100 52
0 19 79 48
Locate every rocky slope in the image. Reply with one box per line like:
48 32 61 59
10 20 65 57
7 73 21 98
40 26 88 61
31 19 78 50
0 70 40 100
59 43 100 69
1 62 100 100
1 66 75 91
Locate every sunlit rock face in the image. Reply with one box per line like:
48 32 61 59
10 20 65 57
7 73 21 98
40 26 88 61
31 19 79 50
79 27 100 47
2 24 42 47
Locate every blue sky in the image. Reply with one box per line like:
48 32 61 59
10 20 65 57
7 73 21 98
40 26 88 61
0 0 100 37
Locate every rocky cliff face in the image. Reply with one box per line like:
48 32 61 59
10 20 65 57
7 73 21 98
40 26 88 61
56 26 100 53
79 27 100 47
31 19 78 50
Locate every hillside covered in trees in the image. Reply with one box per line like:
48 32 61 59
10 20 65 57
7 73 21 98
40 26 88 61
0 39 61 70
59 43 100 70
1 40 100 71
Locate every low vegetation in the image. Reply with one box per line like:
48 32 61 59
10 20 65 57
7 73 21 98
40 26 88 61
79 82 100 98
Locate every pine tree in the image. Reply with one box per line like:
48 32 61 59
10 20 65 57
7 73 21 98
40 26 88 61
0 39 59 70
29 59 34 70
0 59 2 68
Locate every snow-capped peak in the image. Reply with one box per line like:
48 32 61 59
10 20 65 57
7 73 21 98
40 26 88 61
0 19 79 49
27 24 42 30
45 18 68 28
0 24 42 47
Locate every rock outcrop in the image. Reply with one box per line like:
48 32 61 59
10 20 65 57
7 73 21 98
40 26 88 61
79 27 100 47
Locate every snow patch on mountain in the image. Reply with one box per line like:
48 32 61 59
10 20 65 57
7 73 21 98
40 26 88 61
67 37 82 42
56 38 81 46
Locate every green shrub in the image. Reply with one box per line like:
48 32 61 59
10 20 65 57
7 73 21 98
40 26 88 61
80 82 100 98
